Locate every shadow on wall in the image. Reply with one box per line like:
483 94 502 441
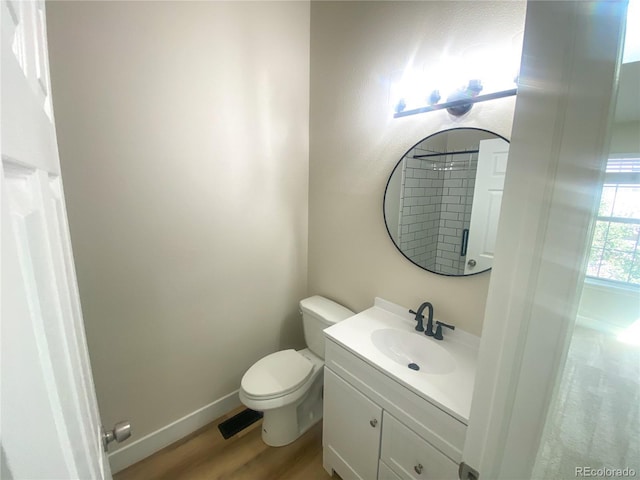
279 309 306 351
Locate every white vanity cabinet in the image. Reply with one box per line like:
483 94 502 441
323 339 464 480
378 460 403 480
323 368 382 480
381 413 459 480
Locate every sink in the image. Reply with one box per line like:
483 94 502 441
370 328 456 375
324 298 480 422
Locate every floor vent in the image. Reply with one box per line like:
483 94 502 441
217 408 263 439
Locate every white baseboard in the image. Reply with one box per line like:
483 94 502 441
108 390 241 474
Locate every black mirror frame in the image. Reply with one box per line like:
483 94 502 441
382 127 510 277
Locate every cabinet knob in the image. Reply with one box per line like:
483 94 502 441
369 418 378 428
414 463 424 474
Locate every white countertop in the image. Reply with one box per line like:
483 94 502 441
324 297 479 424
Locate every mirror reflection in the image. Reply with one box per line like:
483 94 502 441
384 128 509 276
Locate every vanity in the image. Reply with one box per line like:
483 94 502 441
322 298 479 480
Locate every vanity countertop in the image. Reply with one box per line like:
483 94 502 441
324 297 479 424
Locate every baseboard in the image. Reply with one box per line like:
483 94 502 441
108 390 241 474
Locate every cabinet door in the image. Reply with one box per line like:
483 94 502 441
381 412 458 480
323 368 382 480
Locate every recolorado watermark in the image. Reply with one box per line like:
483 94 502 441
576 467 637 477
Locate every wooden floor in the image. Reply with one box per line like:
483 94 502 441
114 407 334 480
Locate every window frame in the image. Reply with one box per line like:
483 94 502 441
586 155 640 287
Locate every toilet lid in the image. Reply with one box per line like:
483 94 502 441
241 349 314 399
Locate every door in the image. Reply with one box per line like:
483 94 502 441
462 1 628 479
464 138 509 274
1 1 112 478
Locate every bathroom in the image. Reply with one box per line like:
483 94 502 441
1 1 637 479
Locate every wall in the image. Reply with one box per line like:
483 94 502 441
610 120 640 154
46 0 309 462
576 75 640 335
398 144 443 271
309 1 526 335
577 281 639 332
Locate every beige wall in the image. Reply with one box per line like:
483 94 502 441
47 1 309 446
309 1 526 335
610 120 640 154
579 65 640 334
578 282 640 330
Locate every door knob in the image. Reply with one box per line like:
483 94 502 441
414 463 424 474
467 259 477 268
369 418 378 428
102 421 131 451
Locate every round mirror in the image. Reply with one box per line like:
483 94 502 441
383 127 510 276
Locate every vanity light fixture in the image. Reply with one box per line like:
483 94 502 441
392 41 523 119
394 78 517 118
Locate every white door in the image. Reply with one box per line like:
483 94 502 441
462 1 627 479
1 1 114 478
464 138 509 275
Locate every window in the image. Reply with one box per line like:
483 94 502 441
587 157 640 285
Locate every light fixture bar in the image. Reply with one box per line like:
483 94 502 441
394 88 518 118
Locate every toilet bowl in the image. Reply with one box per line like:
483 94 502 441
239 296 354 447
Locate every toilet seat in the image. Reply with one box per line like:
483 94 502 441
241 349 314 400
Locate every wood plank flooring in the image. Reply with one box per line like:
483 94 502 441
114 407 334 480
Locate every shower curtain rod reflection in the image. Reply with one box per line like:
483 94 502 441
413 148 479 159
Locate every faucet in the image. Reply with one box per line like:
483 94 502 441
409 302 434 334
434 321 455 340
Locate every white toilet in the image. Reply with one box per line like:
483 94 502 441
239 295 354 447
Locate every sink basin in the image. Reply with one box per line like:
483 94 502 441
323 298 480 422
370 328 456 375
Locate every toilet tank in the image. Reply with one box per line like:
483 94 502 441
299 296 354 359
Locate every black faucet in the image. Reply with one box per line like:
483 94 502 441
434 321 455 340
409 302 433 334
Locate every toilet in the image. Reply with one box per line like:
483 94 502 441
239 295 354 447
